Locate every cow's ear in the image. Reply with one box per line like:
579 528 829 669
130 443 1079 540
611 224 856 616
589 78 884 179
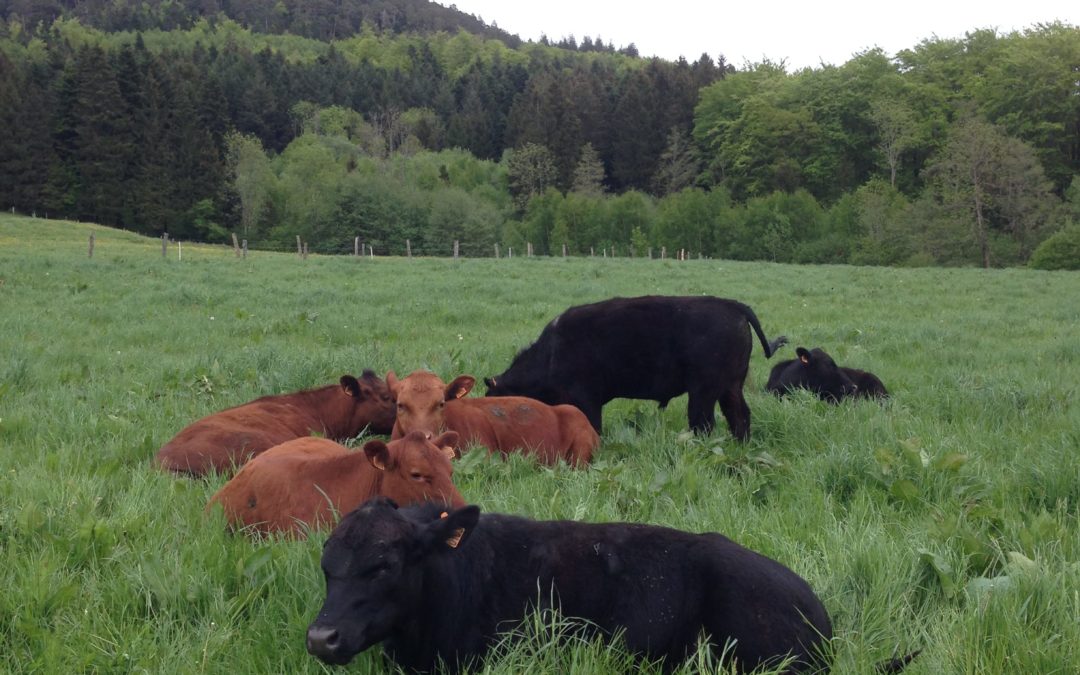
797 347 812 365
421 505 480 552
341 375 373 400
445 376 475 401
363 440 393 471
433 431 460 459
385 370 400 398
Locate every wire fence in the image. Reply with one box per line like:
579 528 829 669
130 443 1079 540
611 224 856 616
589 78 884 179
150 234 704 262
10 208 707 262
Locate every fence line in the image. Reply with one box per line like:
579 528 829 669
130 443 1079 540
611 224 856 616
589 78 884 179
37 222 711 263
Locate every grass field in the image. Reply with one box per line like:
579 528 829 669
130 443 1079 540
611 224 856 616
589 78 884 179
1 214 1078 674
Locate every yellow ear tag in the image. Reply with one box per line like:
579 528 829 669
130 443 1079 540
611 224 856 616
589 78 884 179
439 512 464 548
446 528 465 548
455 389 468 399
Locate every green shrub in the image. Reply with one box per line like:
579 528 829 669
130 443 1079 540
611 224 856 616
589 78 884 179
1029 224 1080 270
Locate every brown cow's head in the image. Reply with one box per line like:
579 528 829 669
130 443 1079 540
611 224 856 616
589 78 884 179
363 430 465 508
385 370 473 440
337 370 397 436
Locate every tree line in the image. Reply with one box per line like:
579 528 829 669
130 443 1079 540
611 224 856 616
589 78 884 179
0 7 1078 268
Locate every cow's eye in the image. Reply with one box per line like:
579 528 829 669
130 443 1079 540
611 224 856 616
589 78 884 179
438 401 445 409
410 471 425 481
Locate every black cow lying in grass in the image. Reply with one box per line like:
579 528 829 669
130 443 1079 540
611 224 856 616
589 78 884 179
306 499 918 673
766 347 889 402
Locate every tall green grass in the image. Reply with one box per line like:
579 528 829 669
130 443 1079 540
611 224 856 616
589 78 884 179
1 214 1078 673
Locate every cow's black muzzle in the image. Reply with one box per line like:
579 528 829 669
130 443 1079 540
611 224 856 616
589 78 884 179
306 623 352 665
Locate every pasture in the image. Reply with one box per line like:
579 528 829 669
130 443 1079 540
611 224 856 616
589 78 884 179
1 214 1078 673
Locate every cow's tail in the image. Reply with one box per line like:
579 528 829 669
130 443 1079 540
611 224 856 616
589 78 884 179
875 649 922 674
736 302 787 358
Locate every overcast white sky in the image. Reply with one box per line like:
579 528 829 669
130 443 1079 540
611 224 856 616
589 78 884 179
440 1 1077 70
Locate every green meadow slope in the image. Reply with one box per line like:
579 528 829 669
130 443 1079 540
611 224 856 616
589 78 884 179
1 215 1078 673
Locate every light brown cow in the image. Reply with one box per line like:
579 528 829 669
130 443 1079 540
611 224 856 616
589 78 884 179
155 371 396 478
386 370 598 467
207 431 464 536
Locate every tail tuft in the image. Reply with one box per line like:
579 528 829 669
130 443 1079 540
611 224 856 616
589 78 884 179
766 335 788 358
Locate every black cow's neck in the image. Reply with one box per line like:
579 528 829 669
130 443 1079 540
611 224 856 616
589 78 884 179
382 515 539 673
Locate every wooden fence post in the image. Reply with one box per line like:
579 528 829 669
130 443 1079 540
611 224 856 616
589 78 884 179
231 233 240 257
406 239 412 258
354 236 360 257
647 247 652 259
242 239 248 259
161 233 168 258
454 240 460 258
302 242 309 260
611 245 615 258
661 246 666 260
508 247 513 258
526 242 533 257
494 243 500 259
178 241 182 261
296 235 302 257
590 247 594 257
88 232 95 258
562 243 567 258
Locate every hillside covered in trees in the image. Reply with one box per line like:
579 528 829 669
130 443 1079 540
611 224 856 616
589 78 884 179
1 0 1078 268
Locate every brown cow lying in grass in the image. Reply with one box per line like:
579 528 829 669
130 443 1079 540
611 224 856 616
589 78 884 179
156 371 396 477
207 431 464 536
386 370 598 467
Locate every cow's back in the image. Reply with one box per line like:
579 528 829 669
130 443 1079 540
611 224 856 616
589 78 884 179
446 397 596 466
446 397 566 463
208 437 356 535
156 397 321 476
547 296 754 401
844 367 889 399
765 358 799 394
513 519 830 669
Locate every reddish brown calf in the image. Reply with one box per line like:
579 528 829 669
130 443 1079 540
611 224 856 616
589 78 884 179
207 431 464 536
155 371 396 477
387 370 597 467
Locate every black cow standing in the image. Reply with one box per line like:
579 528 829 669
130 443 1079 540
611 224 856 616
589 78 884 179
766 347 888 402
306 499 834 674
484 296 787 440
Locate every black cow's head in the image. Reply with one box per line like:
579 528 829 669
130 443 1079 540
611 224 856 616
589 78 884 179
306 498 481 665
793 347 859 402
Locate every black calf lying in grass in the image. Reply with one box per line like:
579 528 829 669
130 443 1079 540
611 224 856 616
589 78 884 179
766 346 889 402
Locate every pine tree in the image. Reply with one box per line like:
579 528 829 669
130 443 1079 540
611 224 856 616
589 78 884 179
69 45 133 225
652 127 700 196
571 143 606 195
